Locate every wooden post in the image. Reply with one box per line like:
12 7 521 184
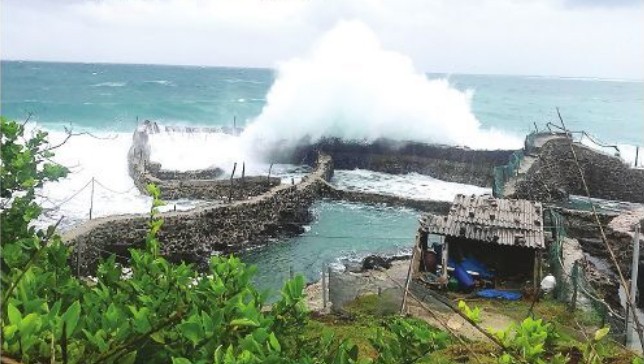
327 266 333 309
241 162 246 198
289 266 294 280
233 116 237 135
627 223 641 348
571 260 578 310
533 251 539 293
89 177 95 220
441 236 449 283
267 163 274 183
322 264 327 309
400 246 417 314
636 146 640 167
228 163 237 202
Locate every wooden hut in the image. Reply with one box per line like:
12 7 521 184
413 194 545 291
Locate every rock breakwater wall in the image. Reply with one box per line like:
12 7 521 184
271 138 514 187
127 123 280 200
514 139 644 203
65 154 334 274
319 182 451 214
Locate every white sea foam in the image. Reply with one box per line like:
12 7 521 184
331 169 491 202
147 129 309 182
92 82 127 87
33 128 151 231
241 20 522 150
144 80 175 86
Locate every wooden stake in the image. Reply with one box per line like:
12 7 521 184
400 246 417 314
322 264 327 309
571 261 578 310
627 223 641 348
228 163 237 202
89 177 95 220
636 146 640 167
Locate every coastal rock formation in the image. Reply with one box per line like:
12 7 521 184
127 122 280 200
272 138 514 187
513 138 644 204
64 154 334 275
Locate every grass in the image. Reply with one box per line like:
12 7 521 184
305 293 641 363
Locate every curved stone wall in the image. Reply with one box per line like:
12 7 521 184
127 123 280 200
280 138 514 187
64 153 334 274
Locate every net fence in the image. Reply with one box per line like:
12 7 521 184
546 209 625 340
493 149 525 197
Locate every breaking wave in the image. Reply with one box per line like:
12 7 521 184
242 20 522 150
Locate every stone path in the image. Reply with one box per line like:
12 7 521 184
503 133 568 198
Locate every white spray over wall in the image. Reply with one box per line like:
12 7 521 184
242 20 522 150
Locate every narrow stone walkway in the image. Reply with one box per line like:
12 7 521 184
503 133 568 198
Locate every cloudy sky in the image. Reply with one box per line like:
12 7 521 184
2 0 643 79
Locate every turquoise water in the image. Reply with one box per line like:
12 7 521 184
239 201 419 294
2 61 643 145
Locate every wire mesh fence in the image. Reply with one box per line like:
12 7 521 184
493 150 525 197
545 209 626 340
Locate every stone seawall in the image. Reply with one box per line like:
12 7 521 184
269 138 514 188
319 182 452 214
127 123 280 200
64 154 334 274
513 139 644 203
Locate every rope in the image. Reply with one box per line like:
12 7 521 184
93 179 138 194
43 179 93 210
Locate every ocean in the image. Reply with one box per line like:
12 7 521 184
2 60 642 293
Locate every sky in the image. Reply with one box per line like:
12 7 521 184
2 0 643 79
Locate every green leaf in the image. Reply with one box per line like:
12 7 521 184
230 318 260 328
61 301 81 337
120 350 138 364
180 322 202 345
594 327 610 341
7 303 22 326
172 358 193 364
150 332 165 344
18 313 41 337
268 333 281 352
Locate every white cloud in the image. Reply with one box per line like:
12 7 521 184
2 0 642 79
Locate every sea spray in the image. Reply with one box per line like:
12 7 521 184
331 169 491 202
33 128 151 230
241 20 523 150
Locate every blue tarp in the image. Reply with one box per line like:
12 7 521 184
448 257 495 280
477 289 522 301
